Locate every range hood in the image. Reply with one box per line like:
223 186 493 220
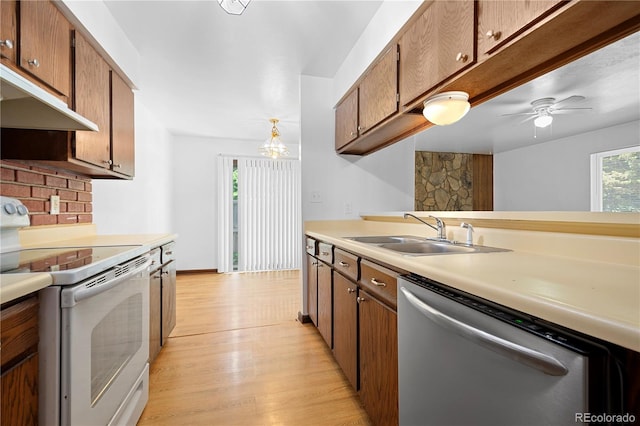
0 64 98 131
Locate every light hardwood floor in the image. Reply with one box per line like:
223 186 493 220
137 270 371 425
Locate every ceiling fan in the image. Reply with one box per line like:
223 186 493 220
503 96 592 128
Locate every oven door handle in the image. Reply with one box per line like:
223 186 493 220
64 258 152 307
400 286 568 376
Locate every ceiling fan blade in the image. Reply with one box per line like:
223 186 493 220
553 95 586 108
501 112 536 117
552 107 593 114
519 115 537 124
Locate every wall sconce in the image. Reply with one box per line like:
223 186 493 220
422 91 471 126
218 0 251 15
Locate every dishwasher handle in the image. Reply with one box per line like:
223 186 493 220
400 286 569 376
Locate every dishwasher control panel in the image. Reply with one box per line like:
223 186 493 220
404 274 604 356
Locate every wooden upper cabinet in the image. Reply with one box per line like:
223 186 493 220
74 32 111 170
358 45 398 134
477 0 564 56
111 71 135 177
399 0 475 108
335 88 358 150
0 0 17 62
19 0 70 97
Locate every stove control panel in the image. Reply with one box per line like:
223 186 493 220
0 196 30 228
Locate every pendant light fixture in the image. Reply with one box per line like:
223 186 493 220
218 0 250 15
259 118 289 159
422 91 471 126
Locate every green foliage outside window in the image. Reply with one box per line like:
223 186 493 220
602 151 640 212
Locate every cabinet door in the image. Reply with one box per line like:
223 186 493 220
335 88 359 150
306 254 318 326
161 261 177 343
317 261 332 348
74 32 111 169
359 45 398 134
332 272 358 390
19 0 70 96
111 71 135 177
478 0 563 55
0 0 16 62
399 0 475 107
1 353 38 426
149 269 162 363
358 289 398 426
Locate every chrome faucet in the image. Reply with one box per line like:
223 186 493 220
403 213 447 240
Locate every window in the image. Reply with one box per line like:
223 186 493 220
590 146 640 212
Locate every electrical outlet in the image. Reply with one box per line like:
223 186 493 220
50 195 60 215
311 191 322 203
344 202 353 215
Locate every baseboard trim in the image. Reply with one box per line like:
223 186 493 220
297 311 312 324
177 269 218 275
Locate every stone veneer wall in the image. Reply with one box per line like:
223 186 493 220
415 152 473 211
0 160 92 225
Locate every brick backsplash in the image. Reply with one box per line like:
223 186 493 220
0 160 93 226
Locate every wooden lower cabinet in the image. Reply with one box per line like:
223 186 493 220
359 289 398 426
0 295 39 426
317 260 332 348
332 272 358 389
306 254 318 326
161 260 177 343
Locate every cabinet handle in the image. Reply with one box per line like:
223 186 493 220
347 288 355 294
112 164 121 168
311 261 318 266
371 277 386 287
162 271 170 276
339 261 349 267
165 251 173 255
305 245 314 250
0 39 14 49
321 251 330 256
486 30 501 41
455 52 468 63
27 58 40 67
357 296 365 303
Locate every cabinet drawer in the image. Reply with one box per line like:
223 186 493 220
161 241 176 264
334 248 358 282
305 237 317 256
317 242 333 264
359 260 398 309
1 295 39 370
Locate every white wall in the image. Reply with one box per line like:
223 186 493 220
93 99 172 234
494 120 640 211
170 135 301 270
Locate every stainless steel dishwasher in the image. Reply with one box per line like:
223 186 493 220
398 274 623 426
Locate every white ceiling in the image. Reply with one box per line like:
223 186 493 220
103 0 383 143
103 1 638 153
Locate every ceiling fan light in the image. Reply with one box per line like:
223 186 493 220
422 91 470 126
534 113 553 128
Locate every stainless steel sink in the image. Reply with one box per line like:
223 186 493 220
345 235 510 256
345 235 428 244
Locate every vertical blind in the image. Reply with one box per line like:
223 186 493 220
218 156 301 272
217 156 235 273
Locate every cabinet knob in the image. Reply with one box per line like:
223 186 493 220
27 58 40 68
371 277 386 287
0 39 14 49
305 245 314 250
339 261 349 268
321 251 330 256
357 296 365 303
350 131 357 136
455 52 468 63
112 164 122 168
347 288 355 294
486 30 501 41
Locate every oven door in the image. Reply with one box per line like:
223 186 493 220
60 257 150 426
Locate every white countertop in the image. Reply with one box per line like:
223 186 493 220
305 218 640 352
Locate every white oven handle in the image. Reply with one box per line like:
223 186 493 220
400 286 569 376
64 258 152 306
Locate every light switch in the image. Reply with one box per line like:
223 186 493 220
50 195 60 214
